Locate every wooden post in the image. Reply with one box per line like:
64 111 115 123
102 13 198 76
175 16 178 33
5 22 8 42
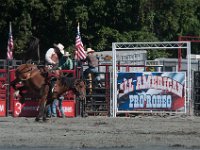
88 73 92 94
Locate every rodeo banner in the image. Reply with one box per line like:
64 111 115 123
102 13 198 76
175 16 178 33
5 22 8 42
117 72 186 112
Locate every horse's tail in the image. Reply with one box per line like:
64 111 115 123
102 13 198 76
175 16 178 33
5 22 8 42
25 36 40 64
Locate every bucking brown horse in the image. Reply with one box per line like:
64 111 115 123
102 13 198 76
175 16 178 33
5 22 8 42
10 63 87 121
10 64 51 121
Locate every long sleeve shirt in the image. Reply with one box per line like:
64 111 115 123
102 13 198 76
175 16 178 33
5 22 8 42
58 57 73 70
45 48 59 65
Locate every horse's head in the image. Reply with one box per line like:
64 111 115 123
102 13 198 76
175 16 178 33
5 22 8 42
51 77 67 99
74 79 86 101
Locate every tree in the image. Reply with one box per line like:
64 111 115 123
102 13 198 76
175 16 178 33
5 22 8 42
0 0 200 60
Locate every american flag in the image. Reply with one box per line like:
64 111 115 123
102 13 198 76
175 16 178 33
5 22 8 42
75 23 86 60
7 22 14 60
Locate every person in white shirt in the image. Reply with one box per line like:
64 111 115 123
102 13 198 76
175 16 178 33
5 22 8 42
45 43 65 118
45 43 65 67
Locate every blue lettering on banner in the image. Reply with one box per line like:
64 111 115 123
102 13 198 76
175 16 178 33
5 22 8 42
129 94 172 109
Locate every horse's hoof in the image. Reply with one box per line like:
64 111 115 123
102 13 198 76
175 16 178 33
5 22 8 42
43 117 49 122
82 113 88 118
35 117 41 122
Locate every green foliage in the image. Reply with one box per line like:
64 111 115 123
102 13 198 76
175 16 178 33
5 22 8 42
0 0 200 60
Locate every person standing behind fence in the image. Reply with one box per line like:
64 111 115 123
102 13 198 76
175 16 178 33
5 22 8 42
83 48 101 87
51 95 65 118
58 51 73 70
45 43 64 118
49 51 73 118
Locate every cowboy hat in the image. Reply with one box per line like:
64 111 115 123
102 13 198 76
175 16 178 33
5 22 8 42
53 43 64 55
63 51 71 57
86 48 95 54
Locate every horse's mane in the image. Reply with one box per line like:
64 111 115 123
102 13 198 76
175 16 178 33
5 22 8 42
60 77 84 88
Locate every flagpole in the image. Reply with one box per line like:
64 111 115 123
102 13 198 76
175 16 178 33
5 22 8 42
9 22 12 36
6 52 9 117
74 22 78 75
6 21 12 116
75 22 79 117
75 22 85 117
9 21 12 63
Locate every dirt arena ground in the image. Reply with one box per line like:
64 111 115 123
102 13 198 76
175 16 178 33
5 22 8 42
0 115 200 150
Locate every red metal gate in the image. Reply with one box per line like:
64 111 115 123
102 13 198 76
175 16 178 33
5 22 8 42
0 69 7 116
